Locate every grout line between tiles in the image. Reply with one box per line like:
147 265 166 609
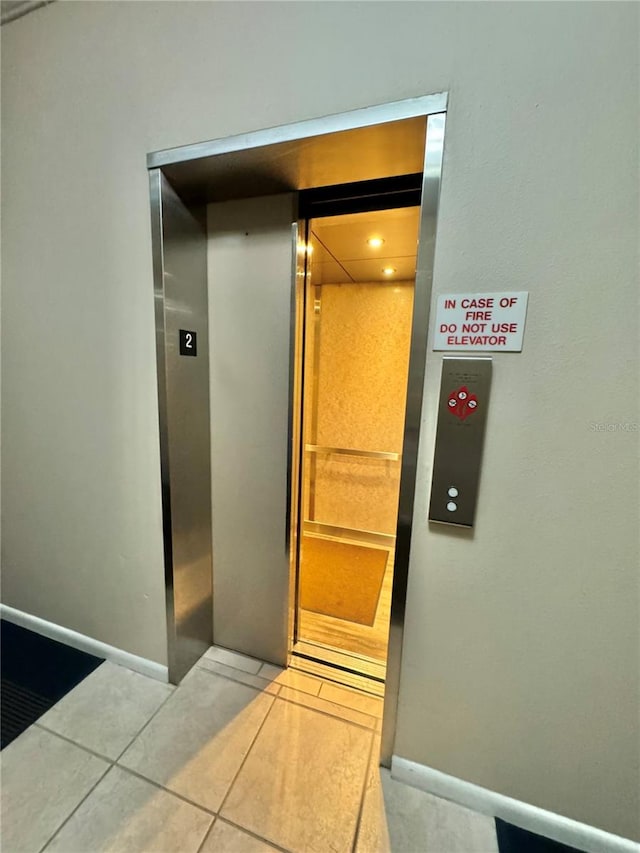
30 656 376 853
215 816 294 853
290 658 385 701
35 675 176 768
31 680 217 850
115 764 218 817
114 684 178 763
35 758 112 853
196 654 380 730
319 679 386 707
194 815 218 853
198 653 383 717
351 729 378 853
205 647 266 676
274 692 377 732
195 662 282 696
34 723 116 764
213 690 279 822
31 722 219 849
32 660 280 844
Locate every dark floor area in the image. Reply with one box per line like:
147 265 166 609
1 619 103 748
496 818 584 853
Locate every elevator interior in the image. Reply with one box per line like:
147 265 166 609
148 95 447 763
292 204 420 690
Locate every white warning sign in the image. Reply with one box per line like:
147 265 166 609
433 292 529 352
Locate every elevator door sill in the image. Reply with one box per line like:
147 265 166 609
291 643 385 696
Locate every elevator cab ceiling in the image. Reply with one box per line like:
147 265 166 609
309 207 421 284
146 95 448 204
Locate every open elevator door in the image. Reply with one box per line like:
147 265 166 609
289 179 422 690
207 194 297 666
148 99 446 764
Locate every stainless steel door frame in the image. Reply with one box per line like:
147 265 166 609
150 170 213 683
287 221 307 661
147 94 448 764
381 112 446 764
148 93 448 178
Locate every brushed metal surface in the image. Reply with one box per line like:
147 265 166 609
287 220 307 662
292 639 386 683
208 194 296 666
157 119 427 206
428 358 492 527
307 281 322 522
303 521 395 549
305 444 400 462
381 112 447 767
150 170 213 683
148 93 448 171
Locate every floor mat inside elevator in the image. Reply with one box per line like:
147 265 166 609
0 619 104 749
299 537 388 626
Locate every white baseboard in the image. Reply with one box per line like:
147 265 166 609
0 604 169 684
391 756 638 853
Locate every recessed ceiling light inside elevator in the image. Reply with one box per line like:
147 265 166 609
308 207 420 284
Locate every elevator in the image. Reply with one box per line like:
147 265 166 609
148 95 447 763
291 199 420 691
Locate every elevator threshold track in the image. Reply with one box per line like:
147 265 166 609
290 641 386 698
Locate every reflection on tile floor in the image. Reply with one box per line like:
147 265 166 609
0 647 499 853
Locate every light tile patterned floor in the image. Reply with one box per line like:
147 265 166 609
0 647 499 853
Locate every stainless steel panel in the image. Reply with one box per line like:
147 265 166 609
303 521 395 549
208 194 296 666
148 93 448 170
288 220 307 662
287 223 302 555
429 358 492 527
157 119 427 206
150 170 213 683
381 112 447 767
307 282 322 522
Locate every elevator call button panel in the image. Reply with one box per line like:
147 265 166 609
428 357 492 528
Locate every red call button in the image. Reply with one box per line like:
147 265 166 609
447 386 478 421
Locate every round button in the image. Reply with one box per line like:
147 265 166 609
446 501 457 512
448 487 459 498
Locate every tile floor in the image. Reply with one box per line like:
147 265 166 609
1 648 499 853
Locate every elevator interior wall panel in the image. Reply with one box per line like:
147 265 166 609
208 194 296 666
152 172 213 683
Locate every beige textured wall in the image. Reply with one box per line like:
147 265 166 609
305 282 414 534
1 1 638 840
